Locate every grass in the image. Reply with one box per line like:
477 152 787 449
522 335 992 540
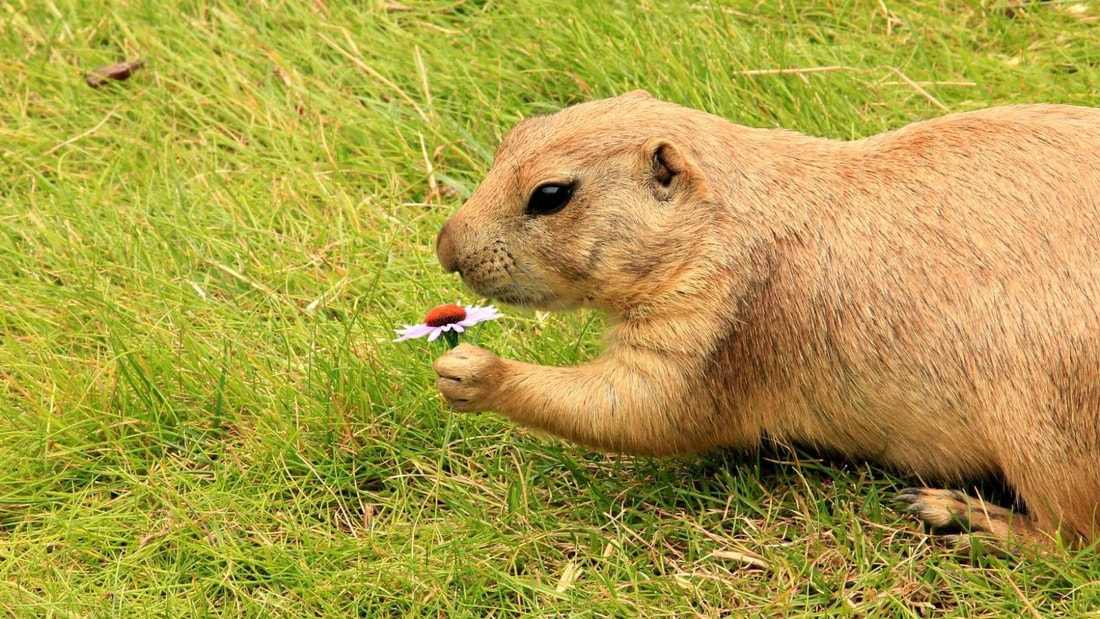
1 0 1099 616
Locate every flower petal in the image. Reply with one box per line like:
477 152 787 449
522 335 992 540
393 324 435 342
427 328 442 342
461 305 503 325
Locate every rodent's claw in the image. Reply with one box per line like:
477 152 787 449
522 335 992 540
893 487 926 508
433 343 502 413
894 487 947 523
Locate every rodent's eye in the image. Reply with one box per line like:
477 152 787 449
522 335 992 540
526 183 574 216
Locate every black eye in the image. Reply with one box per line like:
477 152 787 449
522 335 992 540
526 183 574 215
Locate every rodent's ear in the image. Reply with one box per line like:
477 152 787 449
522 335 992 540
643 138 701 201
622 89 653 100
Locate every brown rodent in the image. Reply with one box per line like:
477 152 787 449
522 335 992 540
432 91 1100 548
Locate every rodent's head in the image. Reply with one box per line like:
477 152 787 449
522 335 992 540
436 91 720 314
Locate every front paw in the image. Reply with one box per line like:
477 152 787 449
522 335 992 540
432 343 505 412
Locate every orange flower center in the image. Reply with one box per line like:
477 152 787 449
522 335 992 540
423 303 467 327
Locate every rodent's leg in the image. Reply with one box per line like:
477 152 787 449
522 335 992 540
433 343 714 456
1004 458 1100 548
894 487 1047 548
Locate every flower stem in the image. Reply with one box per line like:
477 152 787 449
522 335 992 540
442 331 460 349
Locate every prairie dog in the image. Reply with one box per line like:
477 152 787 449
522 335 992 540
433 91 1100 547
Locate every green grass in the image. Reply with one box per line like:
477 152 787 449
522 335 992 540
2 0 1099 616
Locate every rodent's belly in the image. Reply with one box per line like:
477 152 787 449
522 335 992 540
751 381 997 481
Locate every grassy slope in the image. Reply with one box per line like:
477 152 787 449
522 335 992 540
1 0 1098 616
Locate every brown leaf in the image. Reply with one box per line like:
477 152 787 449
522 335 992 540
86 59 145 88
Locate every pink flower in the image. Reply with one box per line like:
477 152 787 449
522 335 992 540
393 302 502 344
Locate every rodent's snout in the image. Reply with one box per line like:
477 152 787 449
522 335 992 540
436 219 460 275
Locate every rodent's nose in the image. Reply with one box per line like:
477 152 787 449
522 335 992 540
436 219 460 274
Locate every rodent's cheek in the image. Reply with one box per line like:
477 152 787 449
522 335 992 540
458 242 578 309
456 239 522 293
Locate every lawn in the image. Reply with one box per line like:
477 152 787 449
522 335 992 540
2 0 1099 616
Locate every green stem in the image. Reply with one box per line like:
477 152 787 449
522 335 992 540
442 330 460 349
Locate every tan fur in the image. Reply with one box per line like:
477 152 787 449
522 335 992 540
432 91 1100 547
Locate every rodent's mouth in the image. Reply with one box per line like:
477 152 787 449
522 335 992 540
486 289 546 309
472 283 564 311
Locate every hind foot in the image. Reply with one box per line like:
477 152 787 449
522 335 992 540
894 487 1046 548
